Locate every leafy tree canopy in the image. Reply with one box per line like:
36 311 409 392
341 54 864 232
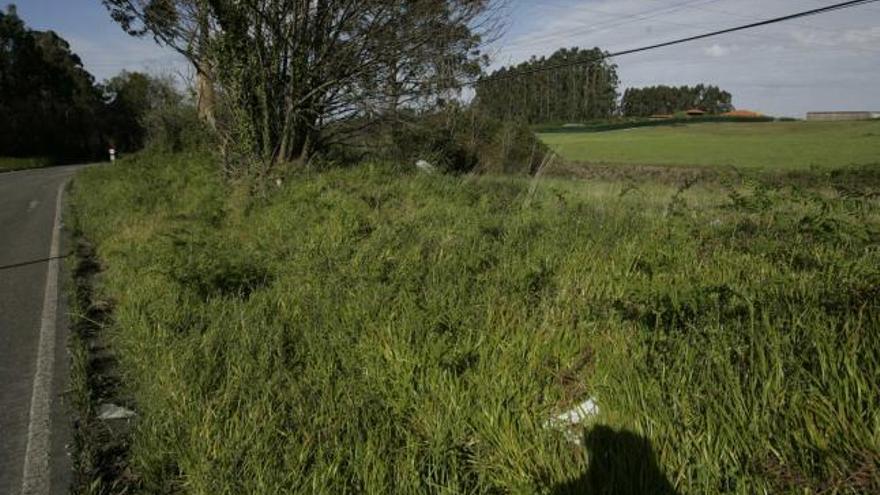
0 5 105 160
475 47 620 125
0 5 194 161
621 84 734 117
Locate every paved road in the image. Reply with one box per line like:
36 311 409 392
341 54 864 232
1 164 88 495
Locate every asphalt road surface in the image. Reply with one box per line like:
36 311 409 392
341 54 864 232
1 164 88 495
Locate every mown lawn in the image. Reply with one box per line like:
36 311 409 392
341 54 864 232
539 120 880 170
70 152 880 494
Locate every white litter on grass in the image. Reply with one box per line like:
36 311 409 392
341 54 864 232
544 397 600 444
415 159 436 173
553 398 599 425
97 403 136 420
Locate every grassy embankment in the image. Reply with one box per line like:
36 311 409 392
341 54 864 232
69 148 879 493
0 156 51 172
540 120 880 170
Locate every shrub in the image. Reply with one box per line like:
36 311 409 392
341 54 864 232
143 103 212 153
137 76 214 153
389 107 549 175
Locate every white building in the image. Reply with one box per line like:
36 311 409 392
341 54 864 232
806 111 878 121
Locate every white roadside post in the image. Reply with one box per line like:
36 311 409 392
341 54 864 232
109 147 116 162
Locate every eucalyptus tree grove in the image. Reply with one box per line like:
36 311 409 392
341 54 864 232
620 85 734 116
103 0 500 171
475 47 619 124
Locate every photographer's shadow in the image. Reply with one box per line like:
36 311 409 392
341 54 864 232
553 426 680 495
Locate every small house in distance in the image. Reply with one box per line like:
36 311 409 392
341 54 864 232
722 110 762 118
807 111 879 121
685 108 706 116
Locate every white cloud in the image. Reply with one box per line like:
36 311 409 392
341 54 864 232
790 25 880 48
790 30 838 47
842 26 880 45
703 44 730 58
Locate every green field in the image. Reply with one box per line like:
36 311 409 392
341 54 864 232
540 121 880 170
69 152 880 493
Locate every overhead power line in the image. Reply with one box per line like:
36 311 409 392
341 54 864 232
473 0 880 86
503 0 720 53
506 2 880 60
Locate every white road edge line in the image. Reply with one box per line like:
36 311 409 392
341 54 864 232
21 181 66 495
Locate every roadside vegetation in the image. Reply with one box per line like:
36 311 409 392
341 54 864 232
0 156 51 173
70 149 880 493
5 0 868 492
541 120 880 170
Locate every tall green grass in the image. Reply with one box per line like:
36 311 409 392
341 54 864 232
70 152 880 493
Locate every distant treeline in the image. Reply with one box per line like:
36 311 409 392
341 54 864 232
620 85 733 117
0 6 196 163
474 51 735 125
475 48 620 124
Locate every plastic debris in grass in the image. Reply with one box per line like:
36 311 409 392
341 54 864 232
544 397 599 444
97 403 136 420
416 159 436 173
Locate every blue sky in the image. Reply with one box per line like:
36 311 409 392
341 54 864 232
15 0 880 117
16 0 188 79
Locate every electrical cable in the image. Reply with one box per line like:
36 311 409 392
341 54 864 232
472 0 880 86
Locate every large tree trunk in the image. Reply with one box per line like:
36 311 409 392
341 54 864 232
196 64 216 128
195 0 215 129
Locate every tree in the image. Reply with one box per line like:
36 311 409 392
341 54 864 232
102 71 195 152
474 47 619 124
0 5 106 161
103 71 151 151
620 85 734 117
102 0 217 126
1 5 198 161
214 0 498 170
102 0 499 174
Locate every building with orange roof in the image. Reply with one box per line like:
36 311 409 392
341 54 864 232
722 110 763 117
